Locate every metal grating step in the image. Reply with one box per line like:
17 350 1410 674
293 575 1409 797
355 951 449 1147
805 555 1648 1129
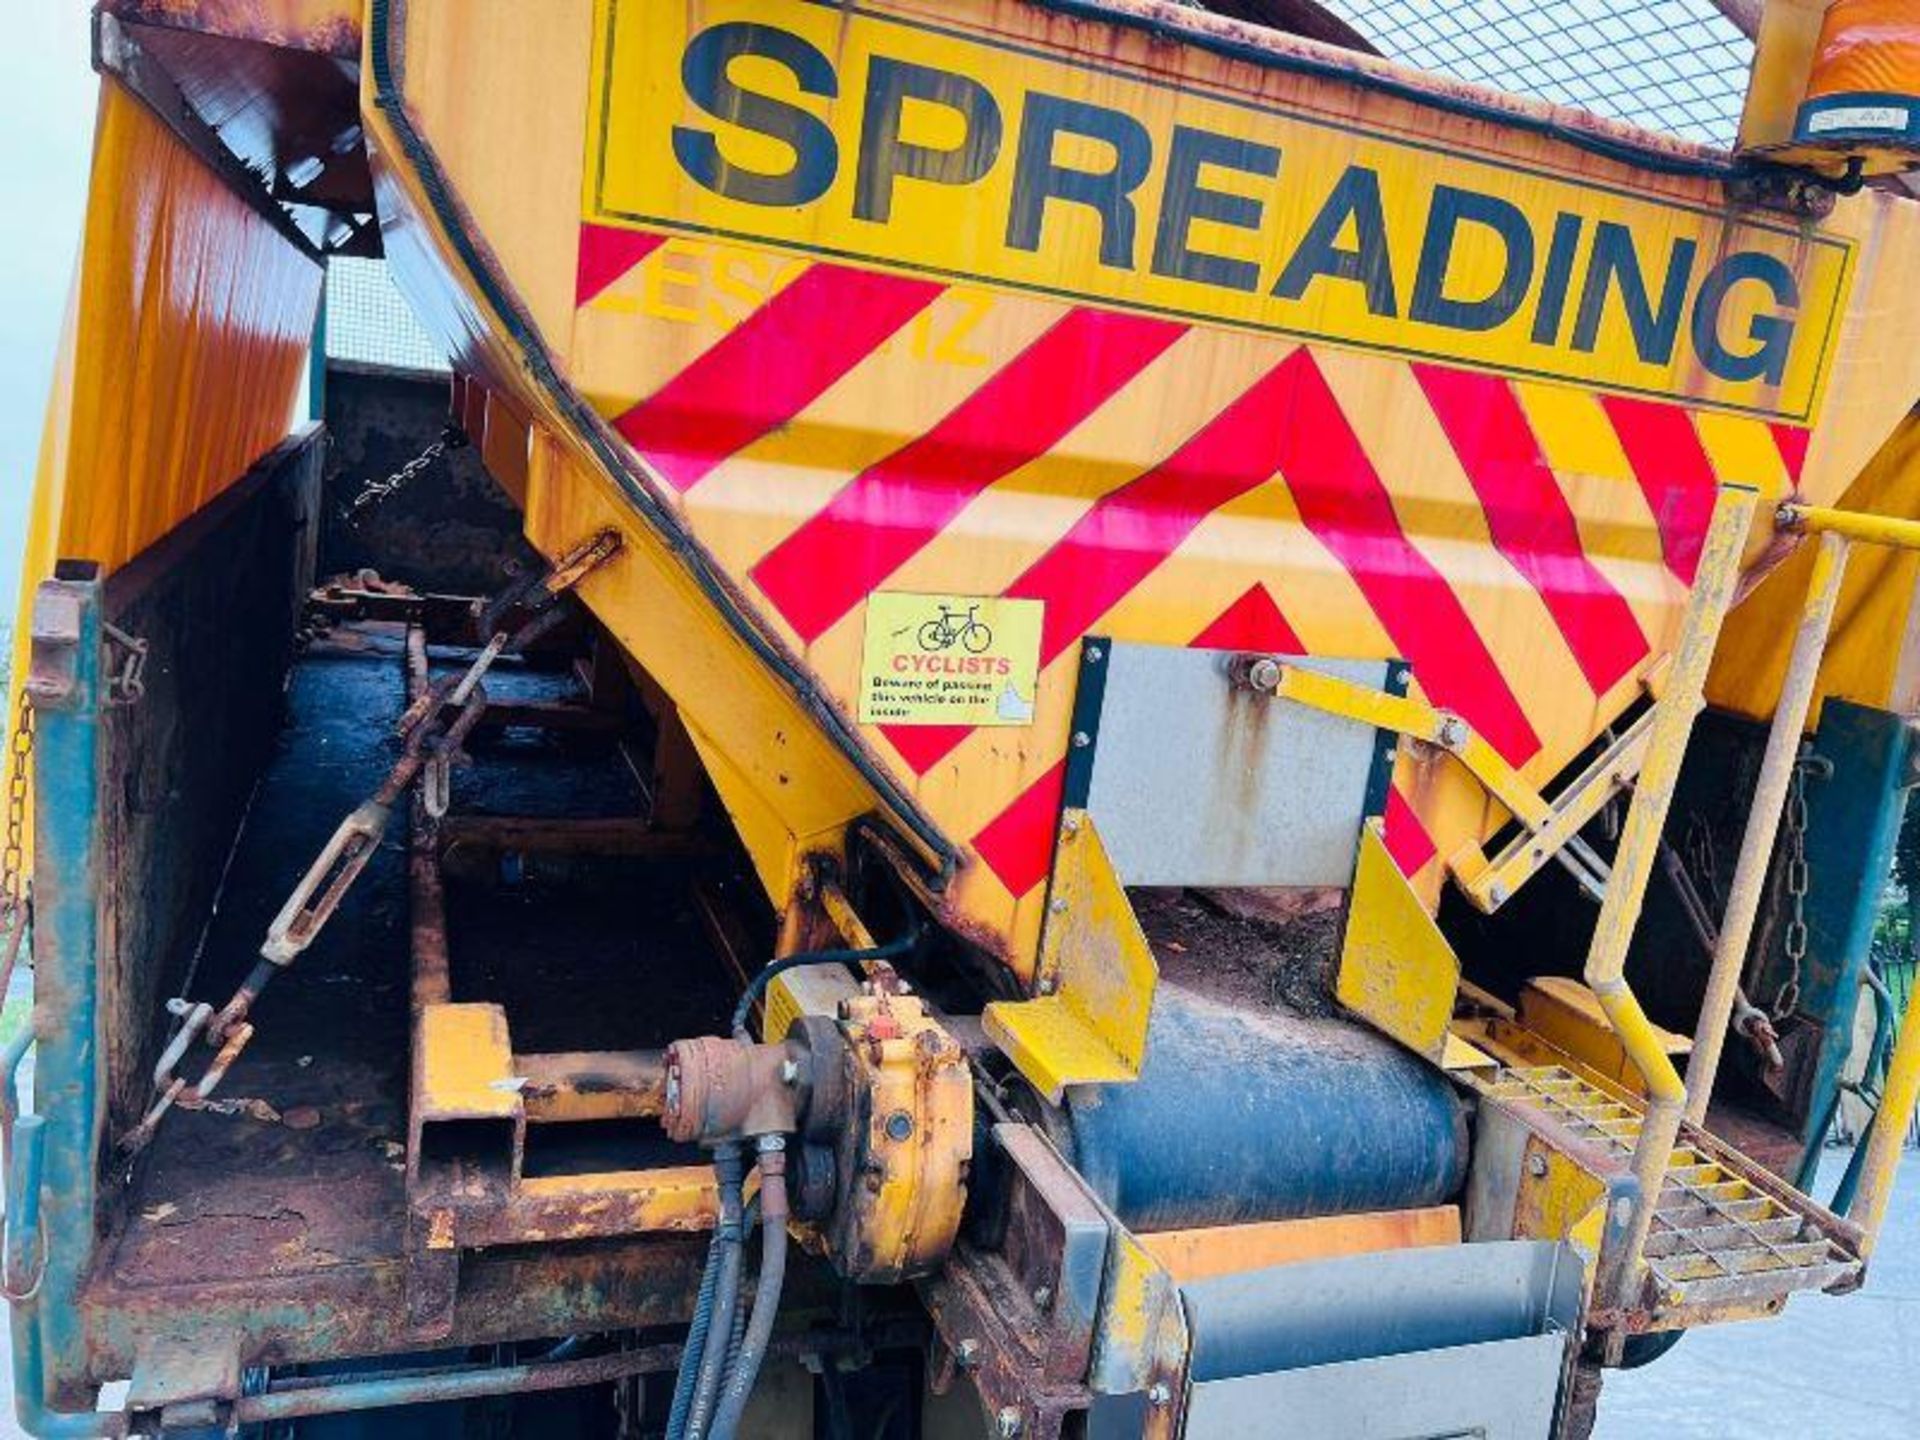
1644 1216 1804 1257
1657 1196 1778 1227
1470 1063 1863 1321
1650 1239 1835 1283
1647 1262 1856 1308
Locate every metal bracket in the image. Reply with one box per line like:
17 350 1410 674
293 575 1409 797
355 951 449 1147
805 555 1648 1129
127 1328 244 1425
1244 659 1616 909
983 811 1157 1103
1335 821 1461 1063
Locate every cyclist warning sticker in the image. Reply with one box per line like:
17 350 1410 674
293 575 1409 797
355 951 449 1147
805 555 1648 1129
857 592 1043 728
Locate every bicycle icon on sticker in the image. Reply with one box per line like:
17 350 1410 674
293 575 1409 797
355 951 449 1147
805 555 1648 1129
908 603 995 655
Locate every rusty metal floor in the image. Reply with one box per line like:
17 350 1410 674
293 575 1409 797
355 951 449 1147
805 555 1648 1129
100 625 730 1291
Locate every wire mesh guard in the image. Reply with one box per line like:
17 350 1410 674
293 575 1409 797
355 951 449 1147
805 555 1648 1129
1319 0 1753 148
324 257 450 375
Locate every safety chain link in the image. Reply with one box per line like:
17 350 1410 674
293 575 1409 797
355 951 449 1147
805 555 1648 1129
101 621 149 708
1 690 32 931
0 689 38 1302
343 424 467 524
1771 748 1818 1023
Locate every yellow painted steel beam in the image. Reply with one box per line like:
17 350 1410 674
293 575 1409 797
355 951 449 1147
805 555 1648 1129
1584 486 1759 1311
516 1050 666 1124
1685 532 1850 1125
451 1166 723 1245
1781 502 1920 552
1270 667 1551 829
818 877 878 952
1466 712 1655 911
1268 663 1617 907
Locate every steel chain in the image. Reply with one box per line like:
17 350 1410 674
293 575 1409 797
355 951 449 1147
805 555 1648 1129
343 425 466 524
1 690 32 930
0 690 38 1301
1772 750 1815 1023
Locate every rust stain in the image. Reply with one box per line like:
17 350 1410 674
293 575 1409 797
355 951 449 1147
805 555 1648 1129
102 0 362 58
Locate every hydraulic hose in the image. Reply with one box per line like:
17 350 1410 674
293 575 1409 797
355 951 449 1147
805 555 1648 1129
685 1144 747 1440
664 1225 727 1440
711 1138 791 1440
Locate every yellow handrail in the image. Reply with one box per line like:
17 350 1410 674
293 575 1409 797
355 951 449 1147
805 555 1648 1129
1586 486 1758 1309
1685 532 1850 1123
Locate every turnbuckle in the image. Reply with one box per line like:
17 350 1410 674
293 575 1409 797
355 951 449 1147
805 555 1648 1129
123 531 623 1154
261 797 395 964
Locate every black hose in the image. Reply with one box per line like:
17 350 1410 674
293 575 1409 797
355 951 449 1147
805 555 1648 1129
686 1144 747 1440
720 1193 763 1377
729 925 920 1041
711 1140 791 1440
664 1228 726 1440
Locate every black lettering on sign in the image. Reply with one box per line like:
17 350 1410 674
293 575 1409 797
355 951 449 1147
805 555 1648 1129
855 57 1003 224
646 22 1830 415
1692 253 1799 385
1572 222 1696 367
1005 93 1153 271
1410 185 1535 333
1531 214 1585 347
674 23 839 207
1272 165 1399 318
1150 126 1282 294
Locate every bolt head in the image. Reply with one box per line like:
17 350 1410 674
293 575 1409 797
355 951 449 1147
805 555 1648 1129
1527 1153 1549 1178
1245 656 1283 693
1085 645 1104 664
1071 730 1091 749
1147 1382 1172 1408
1048 897 1068 915
955 1338 981 1368
996 1407 1023 1438
1031 1284 1053 1309
779 1057 801 1086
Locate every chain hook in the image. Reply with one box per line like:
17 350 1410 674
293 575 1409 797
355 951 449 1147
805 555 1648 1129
101 621 149 708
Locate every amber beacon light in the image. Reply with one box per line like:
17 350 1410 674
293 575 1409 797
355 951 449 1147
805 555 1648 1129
1795 0 1920 149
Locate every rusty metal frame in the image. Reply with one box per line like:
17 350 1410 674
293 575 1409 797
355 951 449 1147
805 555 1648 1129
398 620 725 1333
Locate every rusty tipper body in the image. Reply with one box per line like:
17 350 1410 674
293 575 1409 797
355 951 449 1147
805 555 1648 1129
12 2 1920 1436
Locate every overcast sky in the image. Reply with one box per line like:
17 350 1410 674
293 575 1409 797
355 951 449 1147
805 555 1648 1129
0 6 97 614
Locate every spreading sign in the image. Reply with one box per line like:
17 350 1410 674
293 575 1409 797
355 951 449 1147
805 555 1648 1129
586 0 1854 423
857 592 1043 727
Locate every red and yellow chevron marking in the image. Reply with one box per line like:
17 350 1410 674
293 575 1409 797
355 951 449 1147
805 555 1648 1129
569 226 1809 968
